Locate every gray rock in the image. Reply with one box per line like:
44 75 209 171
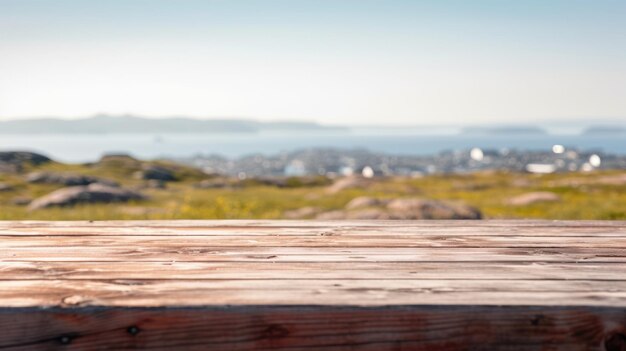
135 165 176 181
386 198 482 219
28 184 145 210
0 182 14 192
317 198 481 220
316 197 482 220
0 151 51 166
26 171 118 187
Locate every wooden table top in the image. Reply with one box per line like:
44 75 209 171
0 220 625 350
0 220 625 308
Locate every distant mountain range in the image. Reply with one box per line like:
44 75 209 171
461 124 626 136
0 115 623 135
583 125 626 135
0 115 347 134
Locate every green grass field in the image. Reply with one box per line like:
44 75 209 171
1 160 624 220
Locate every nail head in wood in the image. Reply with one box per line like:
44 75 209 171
127 326 141 336
58 335 73 345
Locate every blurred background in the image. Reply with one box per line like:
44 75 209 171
1 0 625 220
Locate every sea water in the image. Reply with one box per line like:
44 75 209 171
0 130 624 163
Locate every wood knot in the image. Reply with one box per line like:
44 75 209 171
262 324 290 339
605 332 626 351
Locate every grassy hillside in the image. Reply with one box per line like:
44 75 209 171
0 159 624 220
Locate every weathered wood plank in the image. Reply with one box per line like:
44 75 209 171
2 234 626 248
2 279 626 307
1 246 625 262
0 306 623 351
1 261 625 281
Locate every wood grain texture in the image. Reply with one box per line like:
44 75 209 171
0 306 625 351
0 220 625 350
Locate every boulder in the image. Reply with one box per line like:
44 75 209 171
507 192 561 206
28 184 145 210
386 198 482 219
317 197 482 220
0 182 13 192
26 171 118 187
135 165 176 181
0 151 51 166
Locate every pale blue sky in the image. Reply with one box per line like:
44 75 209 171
1 0 625 125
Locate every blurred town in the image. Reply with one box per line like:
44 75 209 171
183 146 626 178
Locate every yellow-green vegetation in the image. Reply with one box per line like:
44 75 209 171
0 159 624 220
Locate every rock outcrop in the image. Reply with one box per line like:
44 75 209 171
134 165 177 181
313 197 482 220
386 198 482 219
0 151 51 173
28 184 145 210
0 151 51 165
26 172 118 187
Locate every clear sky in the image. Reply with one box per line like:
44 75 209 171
1 0 625 125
